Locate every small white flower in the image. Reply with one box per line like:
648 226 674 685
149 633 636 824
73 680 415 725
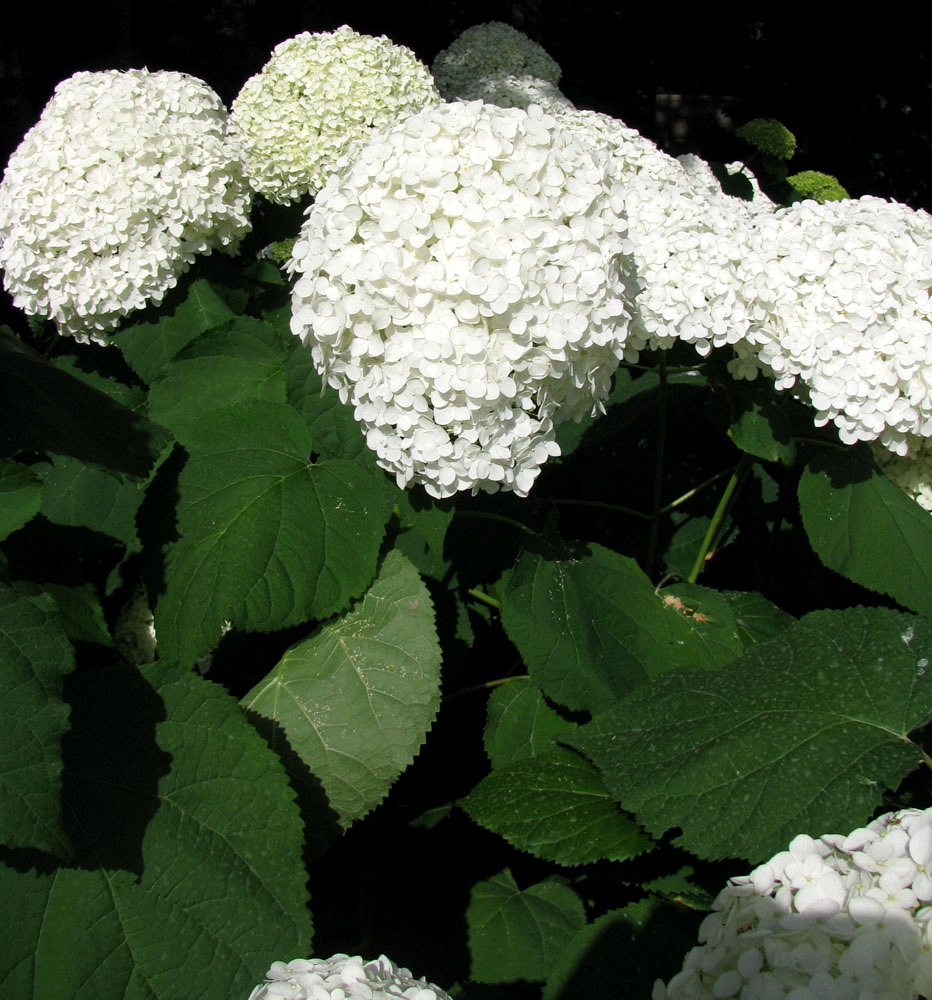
247 954 452 1000
0 69 252 341
232 26 439 204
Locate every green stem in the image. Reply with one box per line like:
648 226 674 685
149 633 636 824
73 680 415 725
444 675 530 703
660 466 736 514
921 747 932 773
687 454 752 583
467 588 502 610
454 510 538 537
794 436 850 452
552 498 650 520
646 350 669 578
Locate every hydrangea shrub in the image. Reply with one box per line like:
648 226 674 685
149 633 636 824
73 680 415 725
2 18 932 1000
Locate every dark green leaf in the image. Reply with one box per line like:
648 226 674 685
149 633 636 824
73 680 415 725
0 586 73 856
462 746 651 866
0 460 42 540
571 607 932 862
147 317 288 442
799 447 932 619
718 379 796 464
467 870 586 983
483 677 577 769
542 901 703 1000
724 590 794 647
242 550 441 827
113 277 235 383
0 662 311 1000
155 401 390 665
502 542 739 714
0 327 170 479
44 583 113 647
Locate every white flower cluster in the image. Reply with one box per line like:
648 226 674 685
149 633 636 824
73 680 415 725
455 73 575 115
872 437 932 512
289 100 638 498
0 69 252 342
733 196 932 455
431 22 561 100
553 109 764 358
247 954 452 1000
232 26 439 205
656 808 932 1000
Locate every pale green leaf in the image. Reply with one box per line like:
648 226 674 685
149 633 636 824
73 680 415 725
242 550 441 827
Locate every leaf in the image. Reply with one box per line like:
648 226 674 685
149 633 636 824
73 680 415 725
501 542 739 714
656 582 745 666
570 607 932 862
799 447 932 619
718 378 796 464
542 900 703 1000
154 401 391 666
0 327 170 479
0 662 311 1000
483 677 578 769
467 870 586 983
113 276 236 383
394 490 454 580
724 590 794 647
38 455 143 549
242 549 442 827
44 583 113 647
147 317 288 442
0 460 42 540
462 746 651 866
284 342 376 465
0 586 73 856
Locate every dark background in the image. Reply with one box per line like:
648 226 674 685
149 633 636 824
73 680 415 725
2 1 930 211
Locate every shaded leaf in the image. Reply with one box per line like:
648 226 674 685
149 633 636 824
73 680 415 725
571 607 932 862
0 586 73 856
502 542 739 714
467 870 586 983
113 277 235 383
483 677 577 769
242 550 441 827
542 900 702 1000
0 327 170 479
0 460 42 540
799 447 932 619
462 746 651 866
0 662 311 1000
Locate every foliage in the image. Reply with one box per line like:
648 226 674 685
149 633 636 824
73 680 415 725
2 30 932 1000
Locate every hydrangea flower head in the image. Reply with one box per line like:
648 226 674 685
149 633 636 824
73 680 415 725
872 436 932 512
553 109 762 359
787 170 850 204
455 73 575 115
655 808 932 999
231 26 439 204
289 101 638 499
734 195 932 455
248 953 452 1000
431 22 561 100
737 118 797 160
0 69 252 342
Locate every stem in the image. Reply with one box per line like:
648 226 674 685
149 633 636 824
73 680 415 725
921 747 932 773
467 588 501 610
645 350 669 578
794 436 850 452
687 454 752 583
552 498 650 520
660 466 736 514
443 675 530 703
454 509 538 537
